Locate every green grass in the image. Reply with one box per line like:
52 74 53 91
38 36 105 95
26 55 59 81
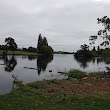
0 84 110 110
66 69 86 79
0 50 37 55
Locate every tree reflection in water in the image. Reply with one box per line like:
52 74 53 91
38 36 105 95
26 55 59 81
74 56 93 69
74 56 110 78
37 55 53 75
3 55 17 72
27 55 37 61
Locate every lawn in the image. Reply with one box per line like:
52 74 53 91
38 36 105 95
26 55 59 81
0 50 37 55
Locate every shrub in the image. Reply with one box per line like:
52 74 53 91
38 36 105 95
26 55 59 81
67 69 86 79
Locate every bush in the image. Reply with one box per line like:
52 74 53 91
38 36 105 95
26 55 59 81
67 69 86 79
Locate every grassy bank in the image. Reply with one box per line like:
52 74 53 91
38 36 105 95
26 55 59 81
1 75 110 110
0 88 110 110
0 50 37 56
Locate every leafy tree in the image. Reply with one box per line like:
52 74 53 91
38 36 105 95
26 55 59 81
97 46 100 51
41 46 53 56
37 34 53 56
42 37 48 46
5 37 17 54
28 46 37 52
92 46 96 51
74 49 93 58
80 44 89 51
37 33 43 53
89 16 110 46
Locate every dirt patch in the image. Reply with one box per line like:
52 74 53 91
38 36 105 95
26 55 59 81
36 78 110 94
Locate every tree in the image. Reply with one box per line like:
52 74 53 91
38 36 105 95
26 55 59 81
92 46 96 51
5 37 17 54
89 16 110 46
37 34 53 56
37 33 43 53
28 46 37 52
80 44 89 51
42 37 48 46
97 46 100 51
41 46 53 56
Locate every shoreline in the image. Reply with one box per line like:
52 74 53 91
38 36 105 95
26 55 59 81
0 77 110 110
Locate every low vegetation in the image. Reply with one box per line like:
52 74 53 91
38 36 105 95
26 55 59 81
0 70 110 110
65 69 86 79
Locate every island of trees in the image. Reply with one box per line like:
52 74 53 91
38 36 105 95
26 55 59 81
74 16 110 58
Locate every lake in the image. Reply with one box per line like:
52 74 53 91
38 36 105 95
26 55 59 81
0 54 109 95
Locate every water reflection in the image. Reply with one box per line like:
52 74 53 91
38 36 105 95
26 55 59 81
37 55 53 75
74 56 110 69
28 56 37 61
3 55 17 72
74 56 93 68
21 55 37 61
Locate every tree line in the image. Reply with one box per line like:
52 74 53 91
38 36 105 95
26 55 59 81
0 34 53 56
75 16 110 58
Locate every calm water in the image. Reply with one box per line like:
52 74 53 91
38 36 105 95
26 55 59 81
0 54 109 95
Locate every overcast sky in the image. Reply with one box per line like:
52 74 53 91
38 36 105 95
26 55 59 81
0 0 110 52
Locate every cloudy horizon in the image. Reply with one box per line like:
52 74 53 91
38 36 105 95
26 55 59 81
0 0 110 52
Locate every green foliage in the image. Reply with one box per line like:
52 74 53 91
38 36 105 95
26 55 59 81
27 80 49 89
91 51 99 57
37 33 43 53
97 46 100 51
89 72 100 77
75 50 94 58
101 48 110 57
41 46 53 56
37 34 53 56
90 16 110 46
5 37 17 51
66 69 86 79
95 48 110 57
42 37 48 46
97 49 104 55
28 46 37 52
92 46 96 51
80 44 89 51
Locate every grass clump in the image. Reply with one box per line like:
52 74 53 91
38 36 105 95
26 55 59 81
27 80 50 89
66 69 86 79
89 72 100 78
